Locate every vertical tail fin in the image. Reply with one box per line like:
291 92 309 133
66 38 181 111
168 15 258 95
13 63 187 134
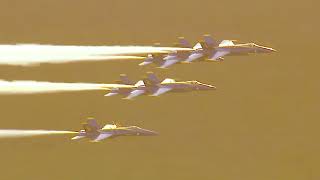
119 74 133 85
142 72 160 87
203 34 219 47
82 118 101 133
72 118 100 140
200 41 209 49
146 72 160 84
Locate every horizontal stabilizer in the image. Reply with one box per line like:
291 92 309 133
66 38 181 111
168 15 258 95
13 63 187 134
139 54 164 66
139 55 154 66
104 92 118 97
139 61 153 66
71 135 86 140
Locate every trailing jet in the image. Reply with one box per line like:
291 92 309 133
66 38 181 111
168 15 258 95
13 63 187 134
187 35 276 62
139 38 198 68
138 43 165 67
71 118 158 142
104 72 215 99
104 74 144 97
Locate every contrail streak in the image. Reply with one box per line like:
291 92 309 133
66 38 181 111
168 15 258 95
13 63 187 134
0 130 77 138
0 44 190 66
0 80 133 94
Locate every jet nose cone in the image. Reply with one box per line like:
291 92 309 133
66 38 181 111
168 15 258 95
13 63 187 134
197 83 216 90
264 47 277 52
257 45 277 53
270 48 277 52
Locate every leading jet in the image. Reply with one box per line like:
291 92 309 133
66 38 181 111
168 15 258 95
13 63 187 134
71 118 158 142
186 34 277 62
105 72 216 99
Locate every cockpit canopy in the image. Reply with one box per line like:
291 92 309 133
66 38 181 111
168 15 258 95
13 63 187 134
102 124 117 129
161 78 176 83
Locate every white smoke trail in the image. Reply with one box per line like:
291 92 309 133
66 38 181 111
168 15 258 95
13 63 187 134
0 129 77 138
0 44 190 66
0 80 133 94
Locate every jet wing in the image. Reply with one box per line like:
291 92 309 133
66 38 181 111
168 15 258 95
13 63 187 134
124 89 146 99
151 87 172 96
159 54 182 68
139 54 158 66
101 84 135 89
92 133 113 142
184 53 204 63
208 51 229 60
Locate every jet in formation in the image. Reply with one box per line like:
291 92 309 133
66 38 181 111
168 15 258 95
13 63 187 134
139 35 276 68
71 118 158 142
104 72 216 99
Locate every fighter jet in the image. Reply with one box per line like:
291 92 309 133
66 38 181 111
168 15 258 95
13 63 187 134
189 35 276 62
124 72 216 99
104 72 215 99
138 43 165 66
104 74 144 97
139 38 198 68
71 118 158 142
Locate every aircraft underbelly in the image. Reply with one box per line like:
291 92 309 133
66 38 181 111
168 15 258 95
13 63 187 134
170 88 192 93
228 52 249 56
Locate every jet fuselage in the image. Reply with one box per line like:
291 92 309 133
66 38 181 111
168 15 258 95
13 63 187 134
160 81 216 92
73 123 158 142
216 43 276 55
100 126 158 137
133 81 215 95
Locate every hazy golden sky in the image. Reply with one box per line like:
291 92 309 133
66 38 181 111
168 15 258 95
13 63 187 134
0 0 318 180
